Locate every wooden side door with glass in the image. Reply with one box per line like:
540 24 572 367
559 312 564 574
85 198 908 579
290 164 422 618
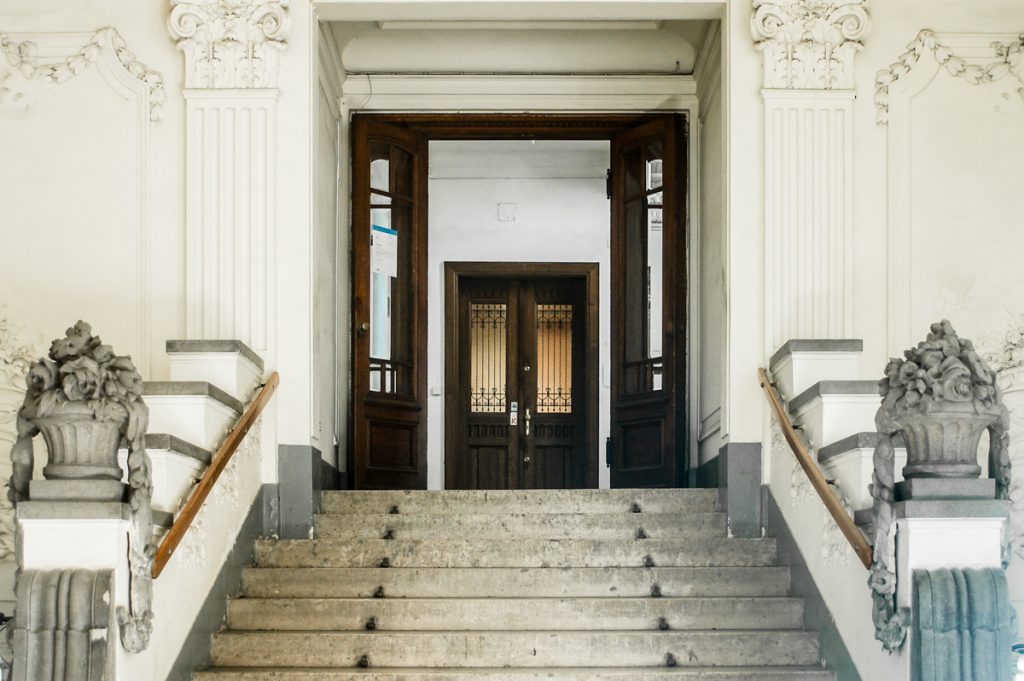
609 115 687 488
351 117 429 489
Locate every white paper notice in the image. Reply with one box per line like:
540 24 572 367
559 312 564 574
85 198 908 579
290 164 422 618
371 225 398 278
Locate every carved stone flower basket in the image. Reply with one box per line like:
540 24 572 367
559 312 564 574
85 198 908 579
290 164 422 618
9 321 156 652
32 400 124 482
877 320 1009 489
892 402 994 480
868 321 1012 653
9 321 149 504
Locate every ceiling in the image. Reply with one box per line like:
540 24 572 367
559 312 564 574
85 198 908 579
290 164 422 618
327 19 714 75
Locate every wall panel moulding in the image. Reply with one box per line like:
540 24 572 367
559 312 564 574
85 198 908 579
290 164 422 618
181 91 279 355
762 90 854 351
168 0 291 356
751 0 868 351
874 30 1024 353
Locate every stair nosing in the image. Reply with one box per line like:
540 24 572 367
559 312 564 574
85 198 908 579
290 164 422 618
143 380 243 413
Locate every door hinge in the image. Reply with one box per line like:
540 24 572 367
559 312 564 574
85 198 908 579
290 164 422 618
606 436 612 467
606 168 612 200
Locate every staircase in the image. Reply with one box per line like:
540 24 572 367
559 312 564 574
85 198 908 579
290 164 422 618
194 489 835 680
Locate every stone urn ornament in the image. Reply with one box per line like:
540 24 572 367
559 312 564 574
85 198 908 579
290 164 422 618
880 319 1010 486
868 319 1012 653
9 321 155 652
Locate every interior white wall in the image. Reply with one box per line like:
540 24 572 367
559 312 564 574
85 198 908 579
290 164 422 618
313 28 343 468
695 23 726 469
330 20 708 75
850 0 1024 373
427 140 611 489
0 5 186 380
751 0 1024 673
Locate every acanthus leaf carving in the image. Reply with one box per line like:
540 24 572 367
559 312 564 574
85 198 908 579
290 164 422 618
875 30 1024 125
168 0 290 89
0 28 165 122
751 0 870 90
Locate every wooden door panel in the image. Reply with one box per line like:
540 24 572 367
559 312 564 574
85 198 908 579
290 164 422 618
463 445 512 490
610 115 687 488
528 446 571 489
447 269 593 490
352 116 429 489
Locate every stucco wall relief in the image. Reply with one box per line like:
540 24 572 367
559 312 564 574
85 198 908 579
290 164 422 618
0 314 39 563
875 30 1024 125
0 28 165 121
751 0 870 90
168 0 290 89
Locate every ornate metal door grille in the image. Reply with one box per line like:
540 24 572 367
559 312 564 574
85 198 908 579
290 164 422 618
536 304 573 413
469 303 507 413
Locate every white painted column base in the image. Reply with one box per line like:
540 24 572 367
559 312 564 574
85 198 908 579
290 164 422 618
18 501 134 673
895 502 1008 609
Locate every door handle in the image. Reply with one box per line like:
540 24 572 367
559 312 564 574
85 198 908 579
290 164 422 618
524 408 531 436
357 321 369 337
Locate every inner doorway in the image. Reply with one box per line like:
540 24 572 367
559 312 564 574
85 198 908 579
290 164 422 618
350 114 688 490
445 265 599 489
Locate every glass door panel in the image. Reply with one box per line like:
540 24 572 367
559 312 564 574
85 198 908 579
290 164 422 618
352 117 428 489
610 115 686 489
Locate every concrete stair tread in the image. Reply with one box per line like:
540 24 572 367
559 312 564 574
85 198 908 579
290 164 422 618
241 566 792 599
314 512 727 539
320 490 720 515
138 432 213 465
194 666 836 679
144 380 244 412
254 538 777 568
211 630 820 668
166 339 264 370
789 380 878 413
227 596 806 631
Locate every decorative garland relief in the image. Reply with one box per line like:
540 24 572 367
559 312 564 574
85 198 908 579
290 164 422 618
875 29 1024 125
0 28 165 122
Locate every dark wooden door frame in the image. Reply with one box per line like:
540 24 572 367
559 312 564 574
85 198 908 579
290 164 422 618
349 112 691 490
444 262 600 490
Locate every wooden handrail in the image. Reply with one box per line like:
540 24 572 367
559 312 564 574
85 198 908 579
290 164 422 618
758 367 874 570
152 372 280 578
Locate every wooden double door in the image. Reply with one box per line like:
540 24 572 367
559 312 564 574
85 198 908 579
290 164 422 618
351 114 687 490
447 271 595 490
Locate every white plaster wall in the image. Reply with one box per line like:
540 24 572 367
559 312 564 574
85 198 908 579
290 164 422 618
722 0 764 447
427 140 611 489
0 4 186 380
759 1 1024 670
313 81 340 466
696 24 726 468
330 20 707 75
850 1 1024 368
272 1 315 461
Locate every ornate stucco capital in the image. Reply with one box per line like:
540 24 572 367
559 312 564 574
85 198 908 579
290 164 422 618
751 0 870 89
168 0 290 89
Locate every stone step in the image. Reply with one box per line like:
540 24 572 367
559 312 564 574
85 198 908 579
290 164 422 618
210 630 821 668
254 538 777 569
194 667 836 680
226 597 805 631
818 432 906 510
787 380 879 450
314 512 726 540
241 567 792 599
166 339 264 402
118 433 211 518
143 381 242 451
320 489 720 515
768 339 864 400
